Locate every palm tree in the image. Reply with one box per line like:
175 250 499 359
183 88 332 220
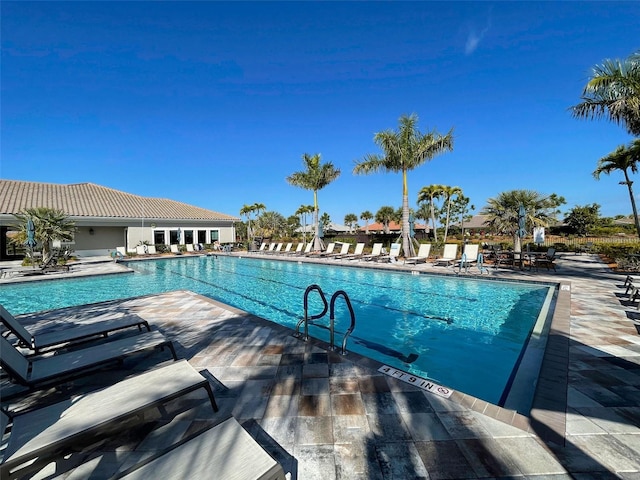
571 50 640 136
441 185 463 243
594 139 640 238
417 184 446 242
295 204 314 244
360 210 373 234
344 213 358 233
239 202 266 250
481 190 565 252
12 207 75 264
286 153 341 250
353 114 454 258
375 206 396 234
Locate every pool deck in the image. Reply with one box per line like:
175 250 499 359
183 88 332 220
1 252 639 479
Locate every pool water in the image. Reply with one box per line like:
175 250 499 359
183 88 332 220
0 256 553 405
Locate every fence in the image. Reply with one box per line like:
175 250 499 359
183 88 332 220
540 235 639 248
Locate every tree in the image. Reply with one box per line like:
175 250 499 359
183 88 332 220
12 207 75 264
375 206 396 234
239 202 266 250
360 210 373 234
353 114 454 257
417 184 446 242
441 185 463 243
594 139 640 238
257 211 287 239
286 153 341 250
571 50 640 136
481 190 565 252
344 213 358 233
564 204 601 236
295 204 314 244
319 212 331 231
285 215 301 238
449 194 475 238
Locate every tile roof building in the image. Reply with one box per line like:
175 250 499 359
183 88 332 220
0 180 239 259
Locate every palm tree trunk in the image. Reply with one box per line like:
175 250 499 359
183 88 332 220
443 200 452 243
430 202 438 242
623 170 640 239
401 172 415 257
312 191 324 250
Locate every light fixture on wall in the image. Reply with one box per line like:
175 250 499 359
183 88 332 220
150 223 157 229
89 228 94 235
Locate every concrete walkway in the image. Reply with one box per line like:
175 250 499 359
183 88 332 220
1 252 639 479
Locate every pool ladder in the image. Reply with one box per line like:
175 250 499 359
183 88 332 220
294 284 356 355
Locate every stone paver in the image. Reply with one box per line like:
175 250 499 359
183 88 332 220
1 252 639 478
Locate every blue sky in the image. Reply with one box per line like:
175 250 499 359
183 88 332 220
2 2 639 224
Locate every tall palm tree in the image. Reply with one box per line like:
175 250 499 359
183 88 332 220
239 202 266 250
481 190 565 252
12 207 75 264
353 114 454 257
417 184 446 242
295 204 314 243
287 153 341 250
594 139 640 238
441 185 463 243
344 213 358 233
375 206 396 234
571 50 640 136
360 210 373 234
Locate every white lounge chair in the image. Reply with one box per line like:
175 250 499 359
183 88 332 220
0 331 176 395
327 242 351 259
0 360 219 479
377 243 401 263
433 244 458 266
315 242 336 257
404 243 431 264
279 242 293 254
170 244 182 255
361 243 383 261
0 304 150 354
454 244 479 273
342 243 365 260
119 417 285 479
288 243 304 255
266 243 283 254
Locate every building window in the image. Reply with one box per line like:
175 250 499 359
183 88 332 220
184 230 194 244
154 230 165 245
210 230 219 242
170 230 180 244
197 230 206 244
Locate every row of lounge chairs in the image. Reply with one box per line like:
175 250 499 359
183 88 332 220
0 304 285 479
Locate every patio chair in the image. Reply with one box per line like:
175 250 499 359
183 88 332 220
532 247 557 271
287 243 304 255
0 330 177 395
170 244 183 255
454 244 479 272
361 243 383 261
1 304 151 354
433 244 458 266
404 243 431 265
279 242 293 254
342 242 365 260
118 417 285 480
377 243 401 263
314 242 336 257
0 360 219 479
266 243 284 254
327 242 351 259
135 245 149 256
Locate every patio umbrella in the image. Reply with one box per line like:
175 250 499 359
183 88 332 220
25 219 37 248
517 205 527 238
25 218 37 269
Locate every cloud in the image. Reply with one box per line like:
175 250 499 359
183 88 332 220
464 14 492 55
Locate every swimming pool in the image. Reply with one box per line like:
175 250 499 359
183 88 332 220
0 256 555 406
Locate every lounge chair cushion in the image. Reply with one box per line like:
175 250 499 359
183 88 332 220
1 360 218 477
119 417 285 480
